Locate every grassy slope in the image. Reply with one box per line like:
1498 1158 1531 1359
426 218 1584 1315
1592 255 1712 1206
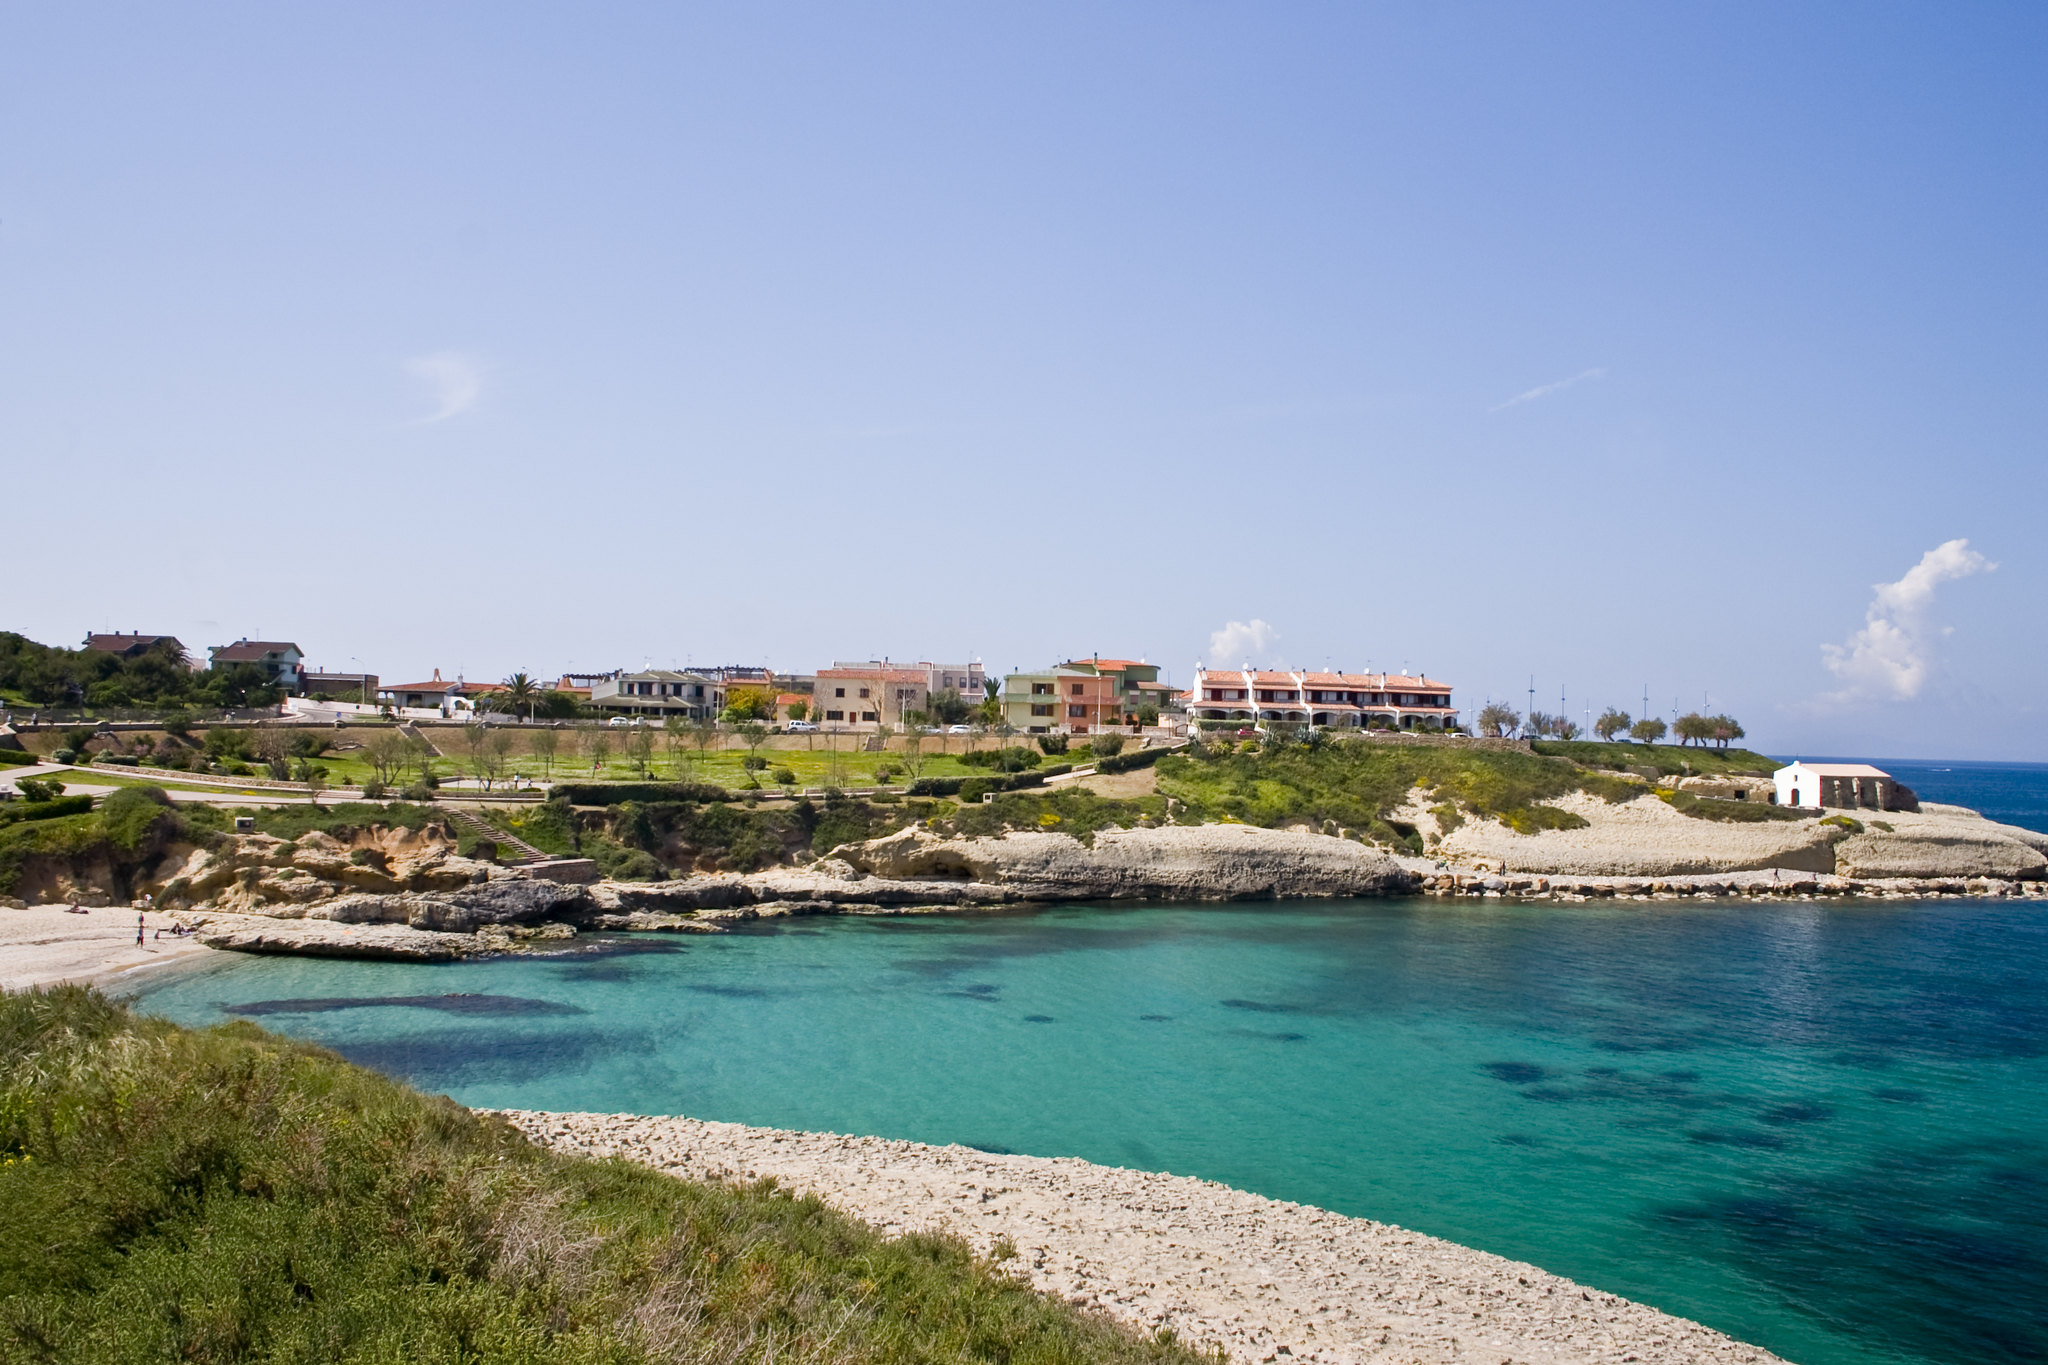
1157 740 1647 847
1529 740 1778 777
0 988 1203 1365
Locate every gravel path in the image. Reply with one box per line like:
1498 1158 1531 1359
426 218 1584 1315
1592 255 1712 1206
498 1111 1788 1365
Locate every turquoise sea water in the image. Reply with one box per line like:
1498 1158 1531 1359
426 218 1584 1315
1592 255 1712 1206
131 896 2048 1365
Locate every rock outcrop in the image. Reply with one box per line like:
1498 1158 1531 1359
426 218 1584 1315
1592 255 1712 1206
835 825 1418 901
1436 792 2048 880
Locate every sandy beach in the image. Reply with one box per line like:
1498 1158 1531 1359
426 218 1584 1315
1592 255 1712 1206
499 1110 1789 1365
0 904 216 993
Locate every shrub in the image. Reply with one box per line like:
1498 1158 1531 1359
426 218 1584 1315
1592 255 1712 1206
50 750 76 765
400 782 435 802
959 746 1042 772
1819 813 1866 833
361 778 389 800
1088 735 1127 760
0 750 37 768
772 767 796 785
96 755 139 767
15 778 63 803
741 755 769 771
1036 734 1069 755
1097 746 1173 775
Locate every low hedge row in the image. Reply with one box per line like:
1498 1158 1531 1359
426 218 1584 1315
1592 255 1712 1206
0 750 39 768
550 781 732 806
907 772 1048 798
1 795 96 823
1095 745 1177 775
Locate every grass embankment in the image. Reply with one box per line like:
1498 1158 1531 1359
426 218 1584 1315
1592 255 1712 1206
1159 738 1656 852
0 988 1202 1365
1529 740 1777 777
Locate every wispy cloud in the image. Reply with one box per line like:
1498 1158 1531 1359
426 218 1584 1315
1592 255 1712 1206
1492 367 1606 412
1207 619 1277 668
1820 538 1994 702
406 350 484 423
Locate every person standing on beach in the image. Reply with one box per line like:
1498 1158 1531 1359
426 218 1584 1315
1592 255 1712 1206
137 913 146 947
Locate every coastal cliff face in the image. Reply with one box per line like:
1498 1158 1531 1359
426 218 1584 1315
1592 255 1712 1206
835 825 1417 901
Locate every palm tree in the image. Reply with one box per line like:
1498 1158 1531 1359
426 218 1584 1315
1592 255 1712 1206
501 672 540 720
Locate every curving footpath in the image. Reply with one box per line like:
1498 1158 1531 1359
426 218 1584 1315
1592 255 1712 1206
497 1110 1788 1365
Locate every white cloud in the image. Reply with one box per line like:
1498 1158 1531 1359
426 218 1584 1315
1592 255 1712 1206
1208 619 1276 667
1820 538 1994 701
406 350 484 423
1492 367 1606 412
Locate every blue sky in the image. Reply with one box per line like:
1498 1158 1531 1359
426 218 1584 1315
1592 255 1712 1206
3 4 2043 758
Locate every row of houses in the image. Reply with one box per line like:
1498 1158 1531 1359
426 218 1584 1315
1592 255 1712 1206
82 631 1461 735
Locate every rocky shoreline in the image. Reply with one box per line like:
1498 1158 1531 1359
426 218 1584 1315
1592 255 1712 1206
496 1109 1790 1365
7 809 2044 965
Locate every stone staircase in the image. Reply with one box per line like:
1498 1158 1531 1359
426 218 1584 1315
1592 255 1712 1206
444 805 550 861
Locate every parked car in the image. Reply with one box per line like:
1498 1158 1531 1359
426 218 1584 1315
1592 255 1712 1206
947 724 972 734
607 715 644 727
784 720 819 733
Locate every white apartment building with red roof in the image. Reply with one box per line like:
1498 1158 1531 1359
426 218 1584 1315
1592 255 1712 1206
1190 666 1457 731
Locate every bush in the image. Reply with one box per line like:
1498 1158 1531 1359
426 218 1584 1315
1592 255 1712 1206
959 746 1042 772
0 751 39 768
400 782 435 802
1088 735 1127 760
741 755 769 771
96 754 140 767
361 778 389 800
772 767 796 785
15 778 63 803
1097 745 1173 775
50 750 76 765
1036 734 1069 755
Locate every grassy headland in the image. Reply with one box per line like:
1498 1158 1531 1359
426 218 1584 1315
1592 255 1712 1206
0 987 1205 1365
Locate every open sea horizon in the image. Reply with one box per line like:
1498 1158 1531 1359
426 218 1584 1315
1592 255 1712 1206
127 758 2048 1365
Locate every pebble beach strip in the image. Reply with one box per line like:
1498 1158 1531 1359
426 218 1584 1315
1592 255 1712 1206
496 1111 1788 1365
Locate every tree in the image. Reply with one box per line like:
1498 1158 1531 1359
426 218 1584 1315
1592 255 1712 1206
1477 704 1519 738
1708 714 1745 749
786 699 808 722
692 716 719 764
1553 718 1581 740
530 726 560 779
900 723 928 780
489 729 516 786
723 686 773 722
1524 711 1558 739
928 689 972 726
1595 708 1632 742
662 716 690 775
624 727 655 777
500 672 540 720
1630 717 1668 746
463 724 495 788
363 730 410 785
583 725 612 775
1673 712 1716 748
253 728 290 780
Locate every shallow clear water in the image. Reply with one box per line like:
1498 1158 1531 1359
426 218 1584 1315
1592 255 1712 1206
131 897 2048 1365
1870 759 2048 835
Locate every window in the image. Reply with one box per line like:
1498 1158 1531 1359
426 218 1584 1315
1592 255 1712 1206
834 687 845 698
1068 705 1086 718
825 709 844 721
1032 682 1054 695
861 711 877 722
1031 704 1053 717
858 687 870 699
1070 683 1084 695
